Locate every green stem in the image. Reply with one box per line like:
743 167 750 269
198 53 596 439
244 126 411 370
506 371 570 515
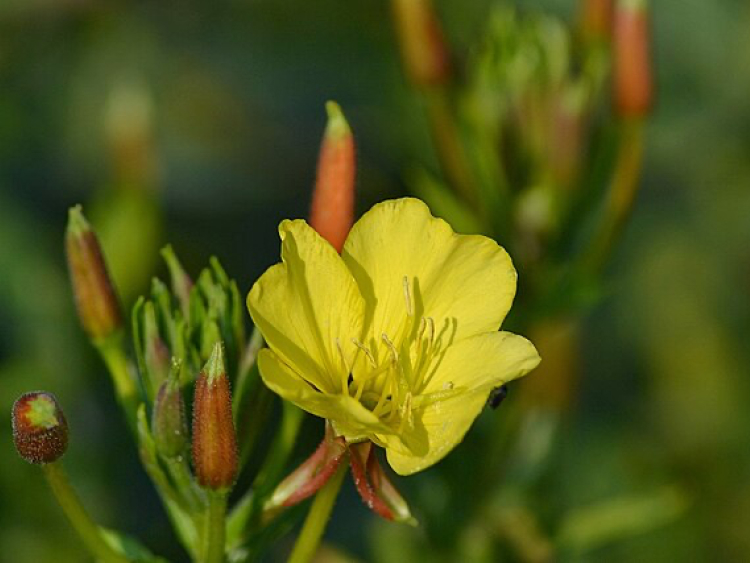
97 334 140 434
43 462 129 563
424 89 479 210
233 328 264 415
203 492 228 563
166 456 204 512
581 118 645 274
227 402 304 548
288 460 347 563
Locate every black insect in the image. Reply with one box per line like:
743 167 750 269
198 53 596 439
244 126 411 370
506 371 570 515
486 384 508 409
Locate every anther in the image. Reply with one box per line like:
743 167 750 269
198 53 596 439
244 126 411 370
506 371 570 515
402 276 414 317
425 317 435 347
351 338 377 367
382 334 399 365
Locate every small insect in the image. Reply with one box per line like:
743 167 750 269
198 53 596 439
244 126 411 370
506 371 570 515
486 384 508 409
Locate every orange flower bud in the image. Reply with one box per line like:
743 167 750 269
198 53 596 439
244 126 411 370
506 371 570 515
65 206 123 342
12 392 69 465
192 343 238 490
391 0 451 87
580 0 612 43
309 102 356 253
613 0 653 117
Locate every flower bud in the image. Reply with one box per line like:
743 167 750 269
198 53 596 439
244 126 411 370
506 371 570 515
613 0 653 117
143 301 170 398
12 392 69 465
309 102 356 254
153 363 188 459
391 0 452 87
192 343 238 490
65 206 123 342
161 245 193 317
580 0 612 44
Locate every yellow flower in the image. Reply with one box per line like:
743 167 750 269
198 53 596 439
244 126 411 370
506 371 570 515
247 198 540 475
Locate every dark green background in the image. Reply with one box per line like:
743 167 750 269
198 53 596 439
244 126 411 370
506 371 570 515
1 1 749 561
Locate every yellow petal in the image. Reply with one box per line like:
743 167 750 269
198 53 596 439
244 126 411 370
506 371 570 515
421 331 541 394
382 331 539 475
384 389 488 475
342 198 517 351
257 349 389 439
247 219 365 394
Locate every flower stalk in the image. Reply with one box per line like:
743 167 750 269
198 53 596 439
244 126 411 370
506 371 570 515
287 460 348 563
43 463 130 563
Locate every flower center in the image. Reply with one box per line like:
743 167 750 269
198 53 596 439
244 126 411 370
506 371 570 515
336 276 463 431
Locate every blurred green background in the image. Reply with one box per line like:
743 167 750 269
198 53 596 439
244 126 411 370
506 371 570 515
1 0 749 561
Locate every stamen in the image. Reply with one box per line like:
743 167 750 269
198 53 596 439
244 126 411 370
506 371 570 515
416 317 427 347
402 276 413 317
351 338 377 367
398 392 414 432
382 334 399 365
336 338 350 395
425 317 435 348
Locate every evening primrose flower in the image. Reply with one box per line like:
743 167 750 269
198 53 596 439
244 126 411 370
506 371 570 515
247 198 540 475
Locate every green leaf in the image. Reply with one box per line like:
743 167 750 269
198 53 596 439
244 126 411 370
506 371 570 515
99 528 170 563
556 486 691 555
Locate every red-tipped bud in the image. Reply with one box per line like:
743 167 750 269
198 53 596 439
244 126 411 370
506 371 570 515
153 363 188 459
391 0 452 87
65 206 123 342
161 245 193 317
613 0 653 117
192 343 237 490
12 392 69 465
309 102 356 253
349 442 416 525
580 0 612 44
264 423 347 515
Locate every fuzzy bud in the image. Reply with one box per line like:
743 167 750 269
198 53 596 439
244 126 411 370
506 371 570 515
153 364 188 458
12 392 69 465
192 343 238 490
65 206 123 342
613 0 653 117
309 102 356 254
